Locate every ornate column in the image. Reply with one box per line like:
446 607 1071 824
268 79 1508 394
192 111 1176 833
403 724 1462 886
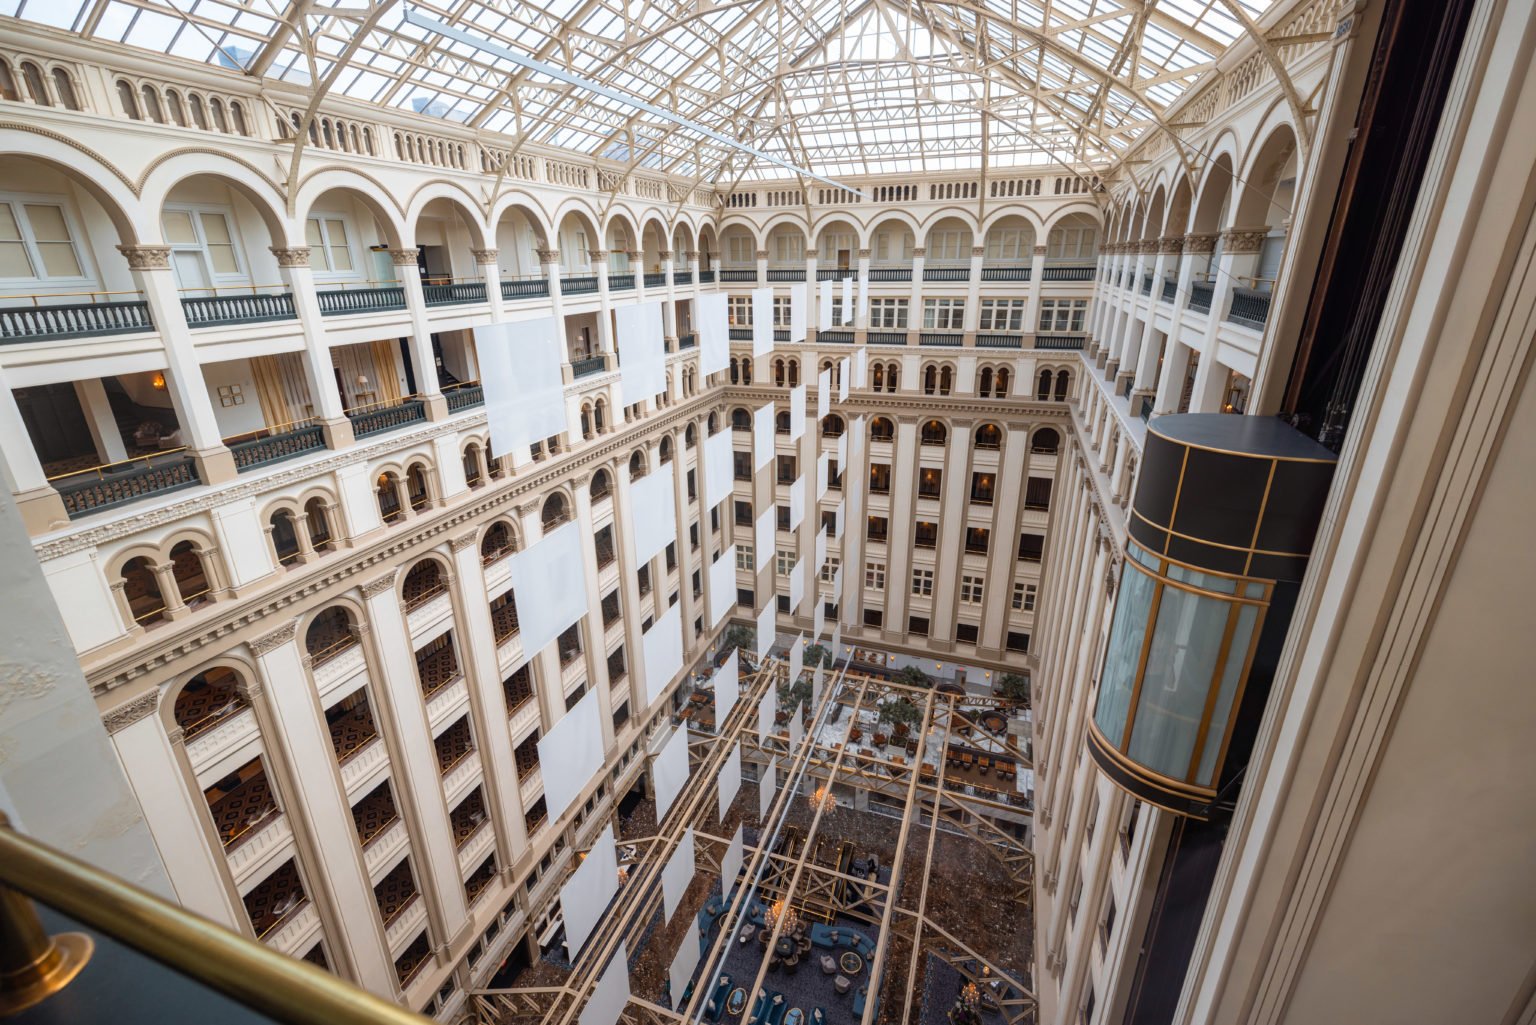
907 247 925 332
1027 243 1048 327
591 249 613 365
117 244 237 483
855 249 871 334
630 250 647 301
387 247 448 420
570 472 617 751
660 249 678 343
977 420 1031 657
926 416 974 646
0 364 68 532
803 248 818 335
963 246 985 333
153 561 188 620
1188 227 1266 412
755 248 769 286
474 247 504 323
270 245 353 450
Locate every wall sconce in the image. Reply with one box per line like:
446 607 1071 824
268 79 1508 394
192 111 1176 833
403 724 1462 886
151 372 166 390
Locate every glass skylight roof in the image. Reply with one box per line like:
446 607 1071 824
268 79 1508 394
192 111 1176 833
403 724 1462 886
2 0 1276 179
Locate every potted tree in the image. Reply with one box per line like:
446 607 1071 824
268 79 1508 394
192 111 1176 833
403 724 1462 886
877 697 921 742
894 665 933 690
997 672 1031 707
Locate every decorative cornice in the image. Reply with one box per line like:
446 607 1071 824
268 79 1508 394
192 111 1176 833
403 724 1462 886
1033 245 1049 256
1221 227 1268 253
249 620 298 656
589 249 609 260
1183 232 1219 254
101 690 158 733
1156 236 1185 255
361 573 397 597
754 250 768 260
386 248 420 266
470 248 499 265
684 250 699 260
660 250 674 260
449 531 479 553
970 246 986 257
269 246 312 268
911 247 926 257
803 249 817 260
116 245 172 270
537 248 560 264
857 249 871 258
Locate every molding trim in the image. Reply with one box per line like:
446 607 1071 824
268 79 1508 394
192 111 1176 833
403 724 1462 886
101 689 158 733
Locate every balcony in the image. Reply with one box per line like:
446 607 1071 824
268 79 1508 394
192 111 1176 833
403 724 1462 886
328 699 379 766
816 267 846 281
415 637 461 700
450 788 488 851
977 334 1023 348
1041 265 1096 282
1035 335 1087 350
491 592 521 643
351 781 400 849
867 330 908 345
501 275 550 300
421 280 487 306
766 268 804 281
1140 274 1153 296
678 333 697 349
919 332 962 346
245 859 309 942
572 354 608 379
227 423 326 472
1161 279 1178 303
181 290 297 327
1187 281 1214 313
51 451 200 519
644 272 668 287
817 330 854 343
444 382 484 412
923 266 970 281
1227 287 1272 328
608 273 635 291
560 275 599 295
316 284 406 315
698 269 716 283
728 327 752 341
674 271 694 285
1 294 154 342
720 268 756 282
374 859 420 939
869 267 911 281
981 266 1031 281
206 766 280 852
347 399 426 437
435 717 475 776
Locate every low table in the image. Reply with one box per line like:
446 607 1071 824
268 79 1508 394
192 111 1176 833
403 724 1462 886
839 950 863 975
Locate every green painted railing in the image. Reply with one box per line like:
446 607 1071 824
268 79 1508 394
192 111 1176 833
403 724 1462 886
2 300 153 341
923 266 970 281
981 266 1031 281
55 454 200 517
182 292 297 327
445 384 484 411
230 425 326 471
1041 265 1096 282
1035 335 1087 350
977 334 1023 348
316 286 406 315
560 275 599 295
348 399 425 436
421 282 486 306
501 278 549 300
868 267 911 281
608 273 635 290
572 355 607 378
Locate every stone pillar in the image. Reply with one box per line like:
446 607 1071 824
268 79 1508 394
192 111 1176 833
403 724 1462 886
269 246 353 449
474 247 504 322
0 367 66 533
630 250 647 301
880 416 920 641
75 377 128 463
907 248 925 330
118 244 237 483
926 417 973 645
838 411 868 632
248 621 396 995
661 250 678 342
755 249 769 286
1028 244 1048 325
963 246 985 332
591 249 613 362
978 421 1030 656
803 249 818 334
855 249 871 332
387 248 448 421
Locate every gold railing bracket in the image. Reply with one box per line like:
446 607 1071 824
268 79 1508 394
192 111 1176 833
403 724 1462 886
0 816 93 1017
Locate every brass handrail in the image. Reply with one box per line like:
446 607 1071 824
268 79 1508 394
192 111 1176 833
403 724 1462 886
45 447 191 483
0 821 431 1023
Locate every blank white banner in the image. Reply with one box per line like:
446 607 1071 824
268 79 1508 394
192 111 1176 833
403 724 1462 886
816 452 829 498
857 274 868 321
653 722 691 823
510 521 590 658
759 760 777 821
840 278 853 325
788 557 805 610
789 282 807 342
813 665 825 707
643 603 684 708
752 287 775 356
541 688 604 820
817 368 830 419
837 430 848 469
755 509 773 571
834 620 842 652
788 703 804 748
616 300 666 405
790 633 805 683
668 920 701 1008
717 742 742 821
561 825 618 958
832 564 843 600
630 465 677 565
788 477 805 530
704 429 734 509
813 602 825 644
853 346 868 389
661 828 696 924
834 501 845 539
722 823 744 895
477 317 567 459
838 358 850 401
789 384 806 440
819 281 834 329
708 550 736 627
815 529 828 573
753 402 775 471
756 603 775 661
581 943 630 1025
697 293 730 375
757 687 778 739
714 650 740 725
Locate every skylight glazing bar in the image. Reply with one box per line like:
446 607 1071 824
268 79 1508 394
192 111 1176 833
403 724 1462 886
401 6 870 197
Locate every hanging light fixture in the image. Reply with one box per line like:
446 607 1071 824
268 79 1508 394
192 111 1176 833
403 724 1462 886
808 785 838 815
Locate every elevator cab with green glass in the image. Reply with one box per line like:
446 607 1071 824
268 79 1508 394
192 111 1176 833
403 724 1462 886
1087 414 1336 818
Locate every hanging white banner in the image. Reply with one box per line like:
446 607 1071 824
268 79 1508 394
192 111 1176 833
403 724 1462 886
560 825 618 958
661 827 696 924
789 282 807 342
630 464 677 565
789 384 806 440
476 316 567 459
538 681 602 820
653 722 691 822
697 292 730 375
840 277 853 324
817 368 831 419
704 428 734 509
643 603 684 708
718 743 743 822
752 287 775 356
853 346 868 388
753 402 775 471
755 509 774 571
838 357 850 401
509 521 590 659
759 759 777 820
789 477 805 530
668 921 701 1010
756 603 775 660
709 549 736 627
816 452 829 499
819 279 835 329
581 943 631 1025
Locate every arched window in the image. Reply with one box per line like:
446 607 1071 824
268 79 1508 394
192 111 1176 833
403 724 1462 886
775 411 791 435
1036 369 1054 401
975 424 1003 450
405 464 432 511
481 521 515 564
188 93 208 129
870 417 895 442
1031 427 1060 454
1054 370 1070 401
920 420 948 446
230 102 248 135
788 359 800 387
822 414 845 437
923 365 938 395
978 367 994 397
210 98 228 133
996 367 1010 397
885 363 899 392
116 80 140 118
730 357 741 385
305 606 356 665
590 469 612 500
685 423 697 449
741 357 752 385
140 84 163 123
580 405 594 440
303 498 333 552
659 436 674 464
629 450 648 479
164 89 186 126
774 358 787 387
708 412 720 435
541 493 571 530
20 62 48 105
0 61 18 102
120 556 166 627
401 560 444 611
463 444 485 487
593 398 607 433
270 510 302 565
939 366 954 396
732 408 751 432
872 364 885 391
376 472 403 522
169 541 212 608
50 69 79 110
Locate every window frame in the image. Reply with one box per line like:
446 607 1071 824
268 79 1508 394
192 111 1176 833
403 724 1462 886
0 192 94 285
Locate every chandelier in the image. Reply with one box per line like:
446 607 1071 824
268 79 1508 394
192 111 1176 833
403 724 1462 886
766 898 801 935
807 785 838 815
